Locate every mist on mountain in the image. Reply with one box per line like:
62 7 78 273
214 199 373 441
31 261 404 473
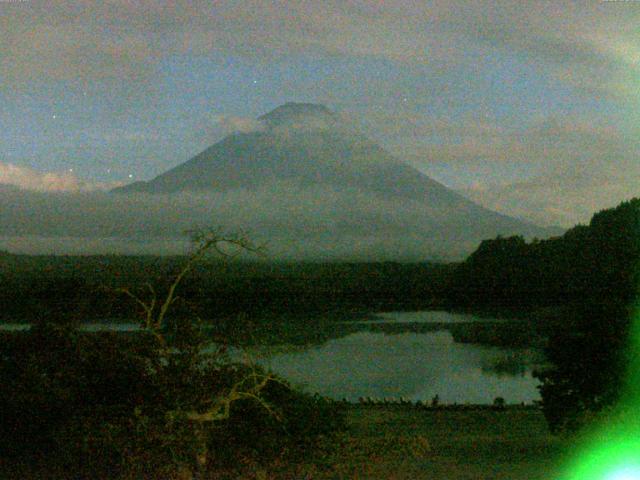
2 104 557 259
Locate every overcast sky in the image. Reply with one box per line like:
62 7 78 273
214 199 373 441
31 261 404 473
1 1 639 227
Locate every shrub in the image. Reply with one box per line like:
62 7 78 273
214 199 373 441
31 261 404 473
533 301 631 434
0 229 345 477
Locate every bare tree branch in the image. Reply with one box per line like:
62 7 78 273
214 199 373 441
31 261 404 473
113 226 277 473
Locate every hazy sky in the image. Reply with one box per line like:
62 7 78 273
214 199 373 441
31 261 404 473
1 1 639 227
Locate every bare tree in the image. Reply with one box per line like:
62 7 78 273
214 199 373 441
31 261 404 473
117 228 279 477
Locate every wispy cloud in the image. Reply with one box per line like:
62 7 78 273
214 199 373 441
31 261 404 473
210 115 265 135
461 171 639 229
0 183 541 259
0 162 121 192
2 1 639 101
449 117 640 227
358 110 640 227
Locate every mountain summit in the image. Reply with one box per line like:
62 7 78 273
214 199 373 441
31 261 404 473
112 103 553 258
258 102 337 129
112 103 450 199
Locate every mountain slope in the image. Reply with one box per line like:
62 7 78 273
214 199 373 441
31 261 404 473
111 103 554 257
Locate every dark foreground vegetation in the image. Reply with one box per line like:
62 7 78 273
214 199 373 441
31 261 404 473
1 198 639 477
0 231 348 479
0 402 564 480
0 323 343 479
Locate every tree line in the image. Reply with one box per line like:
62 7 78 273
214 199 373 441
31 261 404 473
445 198 640 432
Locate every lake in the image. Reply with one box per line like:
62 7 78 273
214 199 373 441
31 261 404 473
344 310 504 324
0 311 542 404
250 311 541 404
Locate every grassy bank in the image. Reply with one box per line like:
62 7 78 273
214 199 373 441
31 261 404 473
274 404 566 480
220 404 565 479
1 405 567 479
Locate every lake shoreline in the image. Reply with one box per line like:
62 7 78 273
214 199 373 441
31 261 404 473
1 311 544 405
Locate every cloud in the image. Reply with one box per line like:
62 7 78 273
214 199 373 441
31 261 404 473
450 116 640 227
211 115 265 135
448 1 640 100
0 183 532 260
0 162 121 192
461 172 640 229
373 111 634 170
3 1 639 101
186 115 265 147
358 112 514 165
354 110 640 227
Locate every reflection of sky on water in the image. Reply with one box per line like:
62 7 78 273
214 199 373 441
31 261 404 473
0 324 31 331
256 330 540 404
368 310 501 324
0 323 142 332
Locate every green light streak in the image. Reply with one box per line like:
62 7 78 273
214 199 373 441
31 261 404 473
561 434 640 480
558 304 640 479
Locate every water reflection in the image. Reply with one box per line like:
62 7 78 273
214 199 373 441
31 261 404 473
362 310 503 324
1 311 542 404
254 330 540 404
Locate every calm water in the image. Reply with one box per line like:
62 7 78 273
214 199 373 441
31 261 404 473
0 323 141 331
253 329 540 404
1 311 541 404
349 310 501 324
